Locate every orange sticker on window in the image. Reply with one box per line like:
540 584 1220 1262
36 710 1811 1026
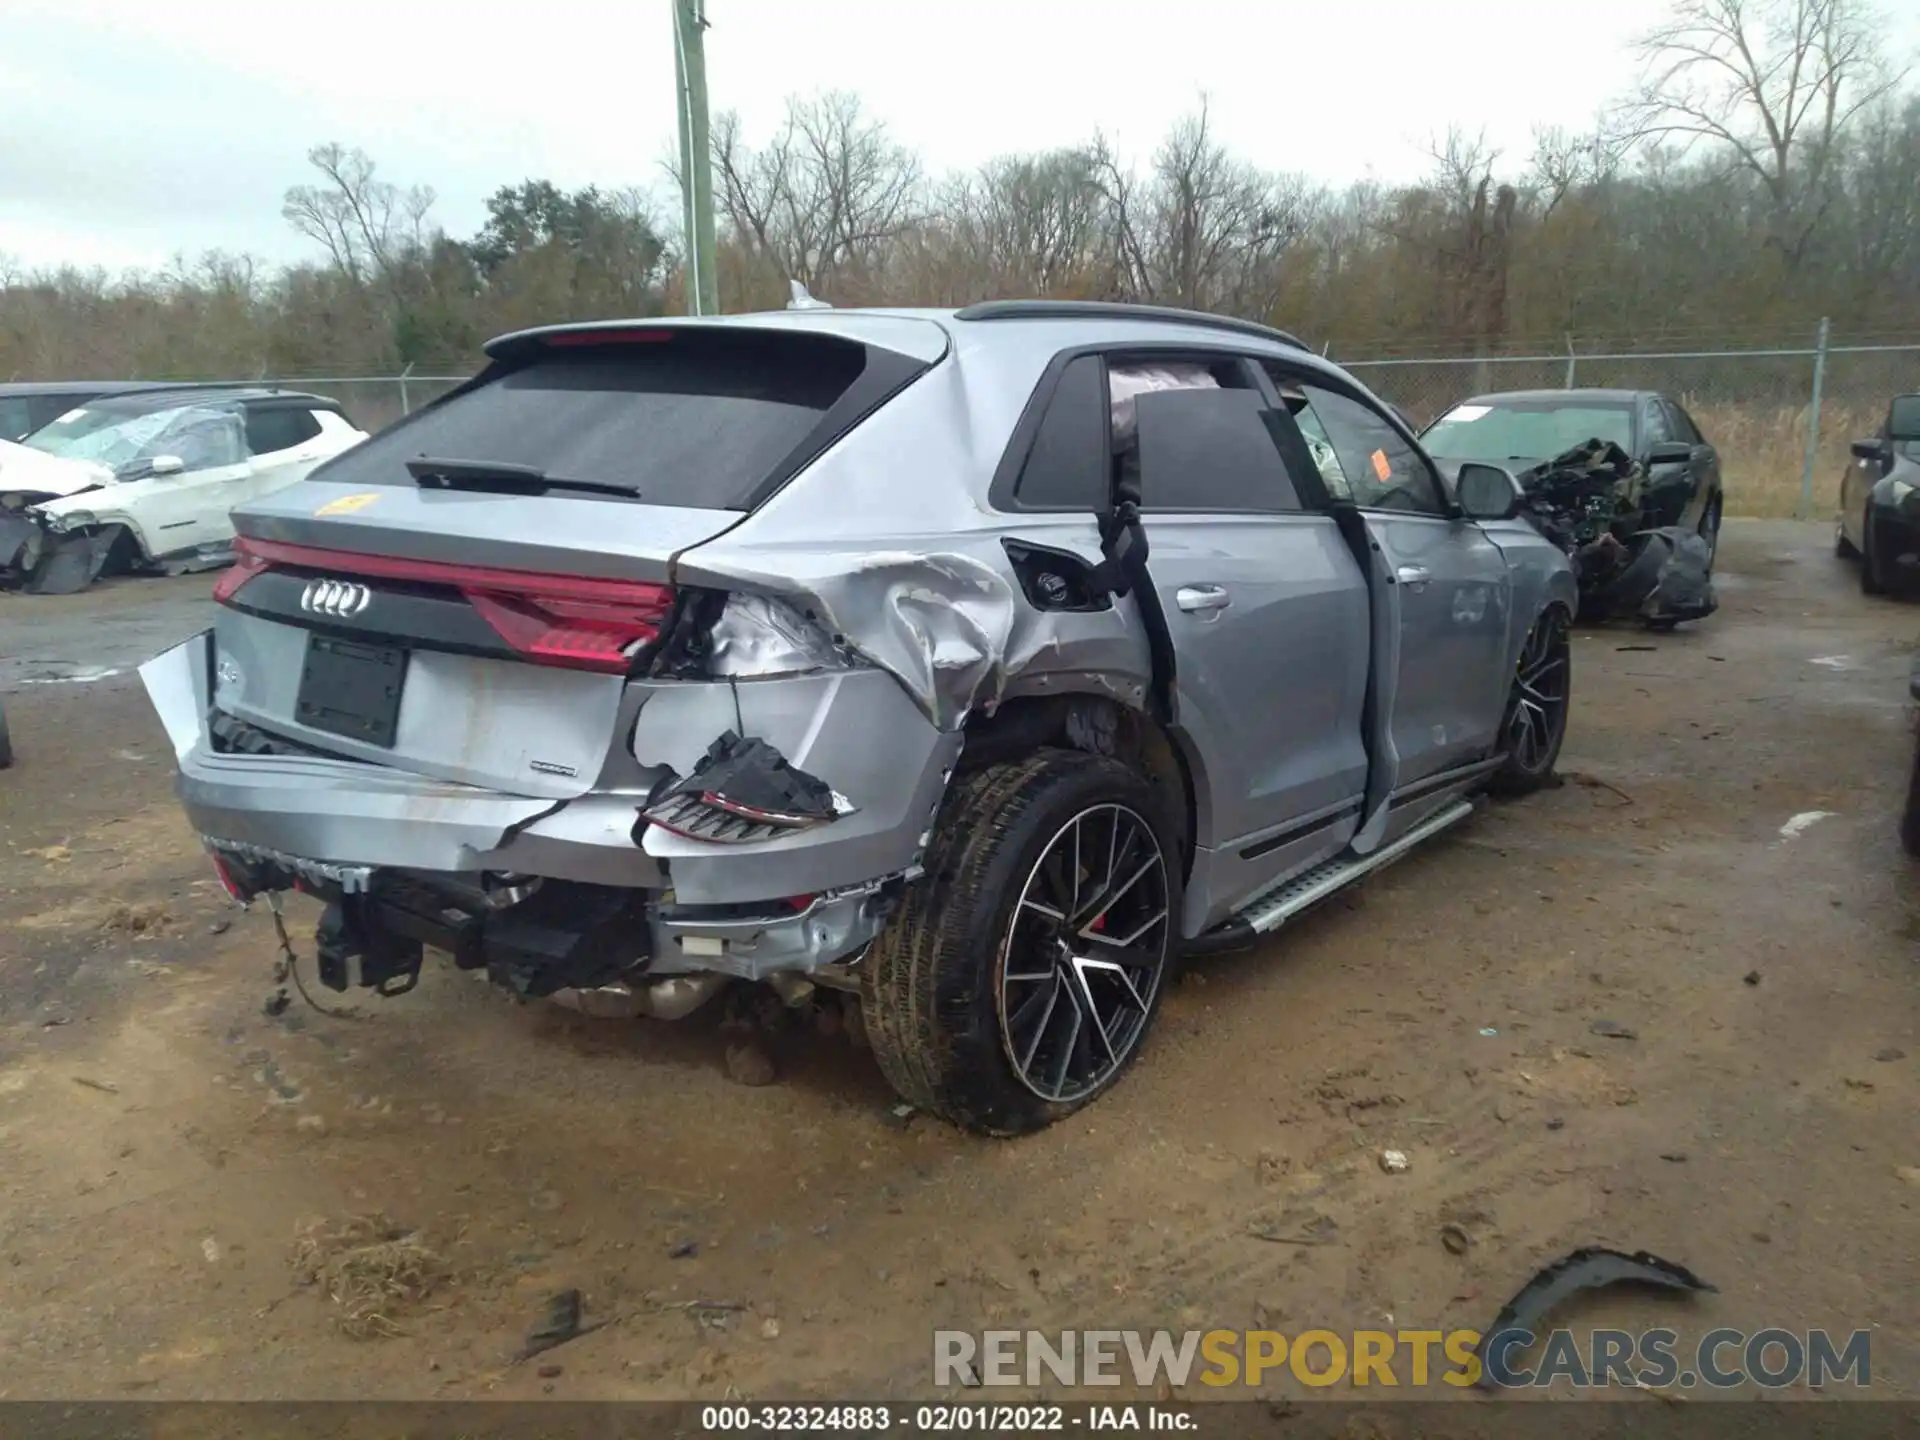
1370 449 1393 482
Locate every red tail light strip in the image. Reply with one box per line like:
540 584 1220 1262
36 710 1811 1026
218 535 675 674
542 329 675 347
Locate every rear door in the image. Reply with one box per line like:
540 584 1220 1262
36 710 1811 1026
1282 375 1513 797
1122 360 1371 879
120 406 253 557
235 404 337 510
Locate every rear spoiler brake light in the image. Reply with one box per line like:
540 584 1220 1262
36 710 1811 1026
541 329 675 347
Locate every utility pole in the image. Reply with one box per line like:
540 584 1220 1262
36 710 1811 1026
672 0 718 316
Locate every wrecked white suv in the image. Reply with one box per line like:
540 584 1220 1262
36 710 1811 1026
140 303 1577 1135
1 387 367 593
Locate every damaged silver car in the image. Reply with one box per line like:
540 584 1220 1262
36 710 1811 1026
139 301 1578 1135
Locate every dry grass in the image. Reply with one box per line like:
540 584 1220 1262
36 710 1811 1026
1688 399 1881 520
289 1213 450 1339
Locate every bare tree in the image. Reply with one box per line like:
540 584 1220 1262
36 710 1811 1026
1619 0 1906 264
1528 125 1627 217
709 93 923 295
282 143 438 284
940 149 1110 296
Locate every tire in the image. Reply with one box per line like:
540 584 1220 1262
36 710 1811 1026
1902 725 1920 860
1861 511 1886 595
860 749 1182 1136
1489 607 1571 796
1835 520 1860 560
0 700 10 769
1697 496 1722 571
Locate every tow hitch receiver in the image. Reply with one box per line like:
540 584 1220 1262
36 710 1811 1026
316 898 427 996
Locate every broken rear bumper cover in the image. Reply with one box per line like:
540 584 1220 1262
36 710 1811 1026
139 630 962 991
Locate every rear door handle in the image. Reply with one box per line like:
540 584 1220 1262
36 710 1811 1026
1175 584 1232 613
1395 565 1431 590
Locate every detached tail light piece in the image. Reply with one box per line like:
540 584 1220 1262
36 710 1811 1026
639 731 853 845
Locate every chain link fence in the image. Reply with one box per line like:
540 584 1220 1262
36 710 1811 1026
241 325 1920 521
1340 334 1920 520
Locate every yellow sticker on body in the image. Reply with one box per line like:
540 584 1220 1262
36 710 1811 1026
1370 449 1392 482
314 492 380 517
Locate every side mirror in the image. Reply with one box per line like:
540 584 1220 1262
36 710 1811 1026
147 455 186 477
1646 441 1693 467
1456 462 1526 521
1851 438 1889 462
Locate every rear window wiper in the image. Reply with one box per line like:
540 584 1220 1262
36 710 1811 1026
405 456 642 501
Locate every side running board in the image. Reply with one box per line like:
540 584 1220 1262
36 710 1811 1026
1236 798 1476 936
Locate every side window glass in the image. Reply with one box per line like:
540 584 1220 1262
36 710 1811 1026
1259 362 1353 501
1132 388 1302 513
1295 384 1445 515
1665 400 1700 445
245 407 322 458
1012 355 1109 508
1641 400 1672 447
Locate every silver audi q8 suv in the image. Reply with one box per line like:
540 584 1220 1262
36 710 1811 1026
141 300 1577 1134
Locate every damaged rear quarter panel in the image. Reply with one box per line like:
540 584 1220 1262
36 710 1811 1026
631 669 964 904
668 338 1155 734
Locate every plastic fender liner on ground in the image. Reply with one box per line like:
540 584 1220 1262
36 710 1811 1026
1472 1246 1718 1390
1637 525 1719 627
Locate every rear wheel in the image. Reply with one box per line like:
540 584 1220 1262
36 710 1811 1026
861 750 1180 1136
1835 518 1860 559
0 699 10 769
1489 607 1571 796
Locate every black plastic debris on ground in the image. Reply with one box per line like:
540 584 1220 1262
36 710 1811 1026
517 1288 594 1362
1472 1247 1716 1390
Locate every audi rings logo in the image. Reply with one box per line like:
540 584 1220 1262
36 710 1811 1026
300 579 373 618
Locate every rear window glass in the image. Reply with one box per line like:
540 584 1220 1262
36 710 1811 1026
318 333 868 510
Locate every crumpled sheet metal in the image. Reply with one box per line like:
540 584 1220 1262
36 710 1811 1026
801 550 1023 732
707 591 858 678
680 547 1092 733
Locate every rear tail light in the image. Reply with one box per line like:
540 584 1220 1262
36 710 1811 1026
212 543 270 603
220 536 674 674
209 853 252 904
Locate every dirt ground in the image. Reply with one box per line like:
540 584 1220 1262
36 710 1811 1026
0 519 1915 1406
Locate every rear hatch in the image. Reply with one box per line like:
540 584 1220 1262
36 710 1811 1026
208 320 943 797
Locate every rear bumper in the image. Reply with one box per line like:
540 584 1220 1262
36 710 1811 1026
139 630 958 979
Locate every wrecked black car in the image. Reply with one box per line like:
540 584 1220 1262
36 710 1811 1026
1423 389 1722 628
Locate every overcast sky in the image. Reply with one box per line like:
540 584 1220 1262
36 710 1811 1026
0 0 1868 275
